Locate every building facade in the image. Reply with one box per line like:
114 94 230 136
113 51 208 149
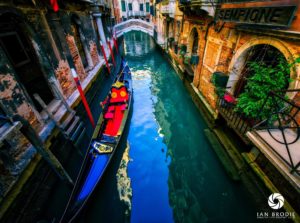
0 0 117 213
155 0 300 216
120 0 151 21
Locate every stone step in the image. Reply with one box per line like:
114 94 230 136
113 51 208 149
74 127 86 148
48 99 63 115
53 105 67 123
66 116 80 136
61 112 76 130
40 99 62 120
70 121 85 142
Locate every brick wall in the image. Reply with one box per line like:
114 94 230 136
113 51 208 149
199 66 217 109
0 73 39 129
196 26 237 109
66 34 87 81
55 60 76 98
193 29 205 88
89 40 100 66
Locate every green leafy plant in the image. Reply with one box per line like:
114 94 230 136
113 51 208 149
235 57 292 120
184 56 191 65
179 44 187 57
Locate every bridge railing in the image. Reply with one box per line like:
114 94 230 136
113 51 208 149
113 19 154 37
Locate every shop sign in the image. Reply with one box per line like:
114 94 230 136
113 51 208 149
215 6 297 27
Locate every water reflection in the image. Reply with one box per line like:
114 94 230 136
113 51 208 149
126 66 174 223
124 31 257 223
124 31 155 57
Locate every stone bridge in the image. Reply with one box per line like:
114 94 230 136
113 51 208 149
113 19 154 37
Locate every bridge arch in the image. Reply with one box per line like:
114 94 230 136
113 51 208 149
114 19 154 38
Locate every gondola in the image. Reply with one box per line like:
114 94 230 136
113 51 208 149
60 60 133 223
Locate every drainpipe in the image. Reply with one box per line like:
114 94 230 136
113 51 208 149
196 20 215 88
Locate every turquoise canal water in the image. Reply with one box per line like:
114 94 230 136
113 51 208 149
80 31 258 223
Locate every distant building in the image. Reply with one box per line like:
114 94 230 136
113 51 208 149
120 0 151 21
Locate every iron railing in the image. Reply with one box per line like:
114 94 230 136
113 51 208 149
252 89 300 175
217 89 300 174
217 92 251 144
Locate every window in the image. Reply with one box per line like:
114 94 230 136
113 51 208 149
128 3 132 11
0 32 30 67
121 0 126 12
140 3 144 11
150 5 154 15
146 2 150 12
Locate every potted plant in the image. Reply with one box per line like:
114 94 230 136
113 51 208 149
184 56 191 65
179 44 187 56
211 72 229 98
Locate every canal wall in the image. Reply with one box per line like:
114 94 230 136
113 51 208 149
155 42 300 221
0 36 125 223
153 0 300 219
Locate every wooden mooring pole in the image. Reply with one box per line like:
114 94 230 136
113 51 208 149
12 115 74 187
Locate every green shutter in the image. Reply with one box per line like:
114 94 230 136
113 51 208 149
140 3 143 11
146 2 150 12
128 3 132 11
121 1 126 12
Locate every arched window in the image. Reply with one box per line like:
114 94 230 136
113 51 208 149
191 31 198 54
188 28 199 56
233 44 289 97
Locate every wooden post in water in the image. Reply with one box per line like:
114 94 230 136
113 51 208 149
107 37 116 67
100 41 111 74
12 115 74 186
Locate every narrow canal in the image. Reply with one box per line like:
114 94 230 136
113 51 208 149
79 31 258 223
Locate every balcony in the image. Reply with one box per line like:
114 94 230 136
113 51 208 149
179 0 218 16
128 11 147 17
161 5 171 15
248 90 300 175
217 89 300 187
160 0 175 17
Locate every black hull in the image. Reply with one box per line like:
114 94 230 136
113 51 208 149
60 61 133 223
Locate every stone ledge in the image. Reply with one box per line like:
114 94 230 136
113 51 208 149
242 151 300 223
0 155 42 219
190 83 218 119
246 131 300 193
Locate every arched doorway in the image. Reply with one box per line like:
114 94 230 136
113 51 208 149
231 44 289 98
188 27 199 56
0 13 54 112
